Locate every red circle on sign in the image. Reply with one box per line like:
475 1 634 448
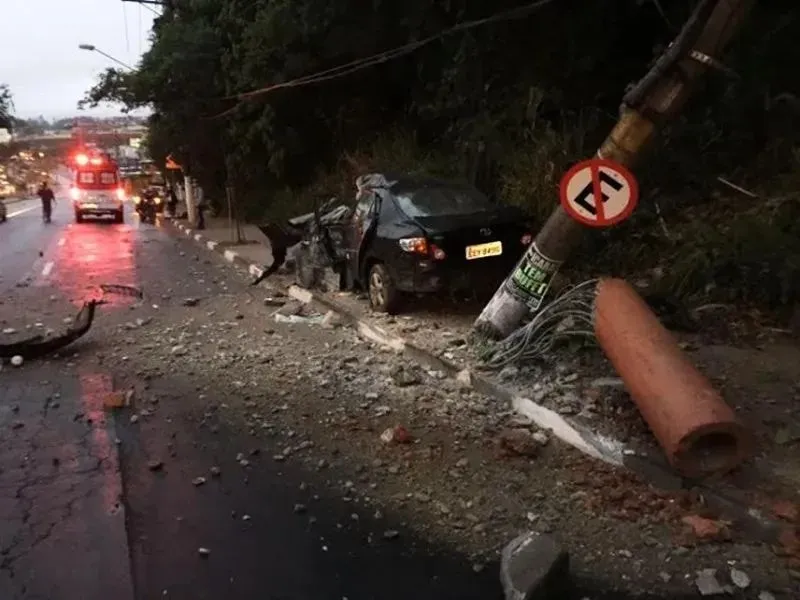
559 158 639 228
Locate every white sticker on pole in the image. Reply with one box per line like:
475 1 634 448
559 158 639 228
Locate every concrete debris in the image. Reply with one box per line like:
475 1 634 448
390 365 421 387
274 299 304 317
192 476 207 486
148 460 164 471
455 368 472 388
182 297 200 307
320 310 342 329
695 569 724 596
383 530 399 540
729 568 750 589
496 429 541 458
263 296 286 307
681 515 728 541
198 547 211 557
757 592 776 600
499 531 570 600
274 313 324 325
380 425 412 445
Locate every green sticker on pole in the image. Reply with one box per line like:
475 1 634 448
504 242 562 310
559 158 639 227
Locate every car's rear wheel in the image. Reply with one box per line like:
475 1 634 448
368 263 401 314
114 210 124 224
74 211 84 224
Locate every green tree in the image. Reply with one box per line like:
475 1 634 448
0 84 13 130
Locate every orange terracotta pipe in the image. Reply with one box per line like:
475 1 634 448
593 278 750 478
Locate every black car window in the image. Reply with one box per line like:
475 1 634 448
394 186 494 217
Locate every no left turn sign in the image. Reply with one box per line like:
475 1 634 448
559 158 639 227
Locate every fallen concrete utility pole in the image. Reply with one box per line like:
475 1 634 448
593 278 750 478
473 0 756 340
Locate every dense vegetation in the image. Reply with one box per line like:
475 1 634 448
0 84 12 130
82 1 799 312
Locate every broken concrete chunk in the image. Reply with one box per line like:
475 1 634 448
500 531 570 600
695 569 724 596
320 310 342 329
730 568 750 590
274 300 304 317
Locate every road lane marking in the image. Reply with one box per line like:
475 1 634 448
42 261 54 277
7 205 37 218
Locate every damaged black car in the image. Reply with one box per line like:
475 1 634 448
257 172 534 315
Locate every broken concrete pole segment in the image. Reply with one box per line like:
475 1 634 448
472 0 756 340
593 278 750 478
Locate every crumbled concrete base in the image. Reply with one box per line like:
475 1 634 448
500 531 570 600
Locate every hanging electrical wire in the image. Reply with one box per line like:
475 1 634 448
207 0 558 119
477 279 600 370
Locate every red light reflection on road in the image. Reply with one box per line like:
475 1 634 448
52 222 139 307
78 371 124 515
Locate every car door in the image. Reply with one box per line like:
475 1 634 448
346 189 379 283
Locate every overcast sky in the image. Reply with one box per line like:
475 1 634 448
1 0 156 119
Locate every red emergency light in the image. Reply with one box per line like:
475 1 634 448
75 153 89 166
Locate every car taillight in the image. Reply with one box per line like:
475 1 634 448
399 237 428 254
430 244 446 260
521 232 533 245
116 188 126 201
70 187 81 200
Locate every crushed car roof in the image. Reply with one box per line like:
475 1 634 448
355 172 474 194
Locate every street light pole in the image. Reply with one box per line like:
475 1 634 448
78 44 134 71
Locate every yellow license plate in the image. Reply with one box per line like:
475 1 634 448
466 241 503 260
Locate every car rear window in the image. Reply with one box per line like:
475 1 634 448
394 185 494 217
76 170 118 188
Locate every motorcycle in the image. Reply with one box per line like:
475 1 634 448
136 192 157 224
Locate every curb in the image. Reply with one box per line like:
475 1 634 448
165 218 786 546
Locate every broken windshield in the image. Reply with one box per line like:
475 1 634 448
394 185 494 218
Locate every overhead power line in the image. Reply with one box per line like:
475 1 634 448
209 0 558 119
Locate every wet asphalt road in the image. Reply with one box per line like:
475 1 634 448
0 191 695 600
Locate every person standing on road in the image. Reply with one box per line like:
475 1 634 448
167 185 179 217
37 181 55 223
